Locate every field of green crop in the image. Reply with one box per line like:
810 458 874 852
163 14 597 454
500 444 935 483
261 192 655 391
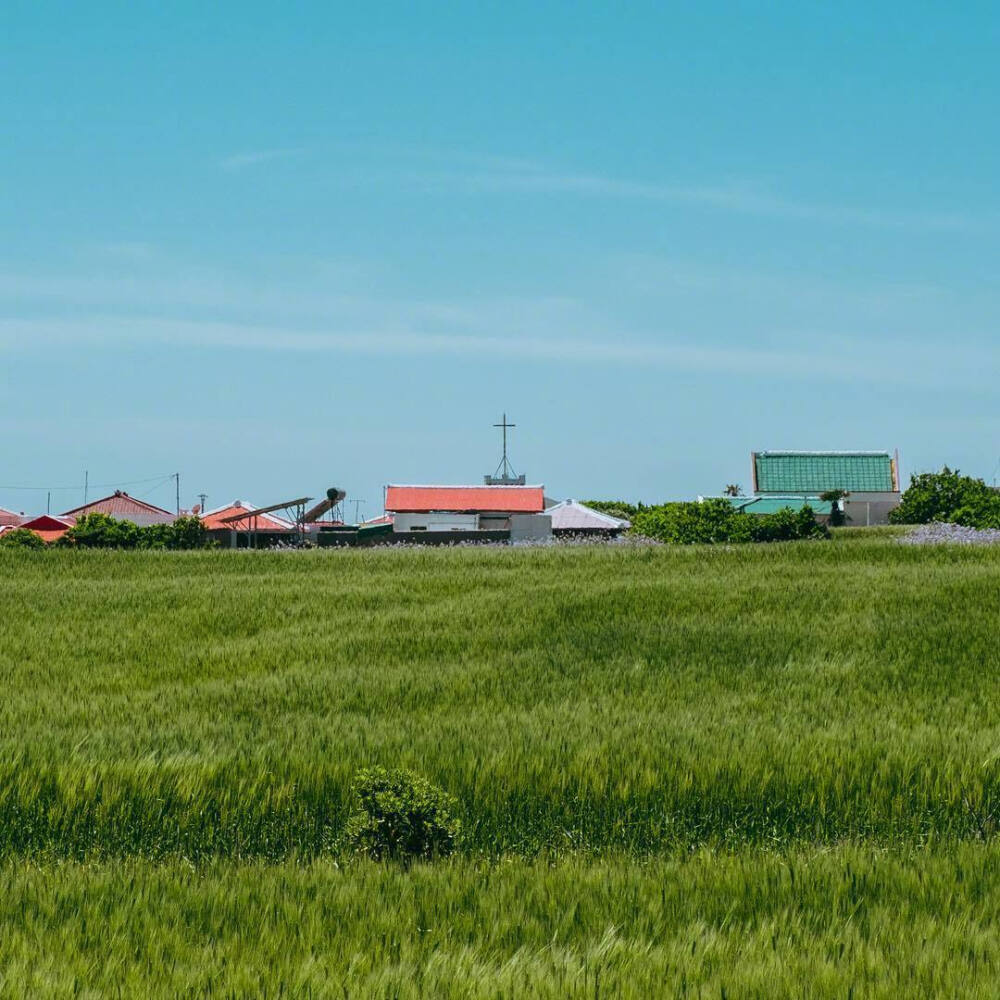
1 538 999 995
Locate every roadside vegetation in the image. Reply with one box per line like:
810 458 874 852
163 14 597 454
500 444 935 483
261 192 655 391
585 497 827 544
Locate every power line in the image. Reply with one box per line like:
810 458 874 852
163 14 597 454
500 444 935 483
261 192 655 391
0 474 175 492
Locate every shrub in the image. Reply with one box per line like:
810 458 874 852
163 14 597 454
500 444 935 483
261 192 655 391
0 528 45 548
750 505 828 543
345 767 461 862
890 468 998 526
168 515 208 549
948 495 1000 530
58 513 211 550
62 512 142 549
630 499 825 545
583 500 642 521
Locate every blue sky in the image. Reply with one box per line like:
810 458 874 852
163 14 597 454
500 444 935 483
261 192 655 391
3 2 998 515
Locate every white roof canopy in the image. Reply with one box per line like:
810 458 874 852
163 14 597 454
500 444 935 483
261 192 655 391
544 499 630 531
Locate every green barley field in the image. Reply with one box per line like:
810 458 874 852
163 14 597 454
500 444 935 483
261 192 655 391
1 538 999 996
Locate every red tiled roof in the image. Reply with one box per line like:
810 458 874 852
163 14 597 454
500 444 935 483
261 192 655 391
62 491 173 518
200 502 294 532
385 485 545 514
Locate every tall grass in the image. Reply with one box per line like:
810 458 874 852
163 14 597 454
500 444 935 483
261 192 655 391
2 846 1000 996
0 541 998 857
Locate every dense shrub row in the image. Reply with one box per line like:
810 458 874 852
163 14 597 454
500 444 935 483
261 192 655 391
891 467 1000 529
1 514 210 549
55 513 208 549
630 498 827 545
60 512 209 549
584 497 827 545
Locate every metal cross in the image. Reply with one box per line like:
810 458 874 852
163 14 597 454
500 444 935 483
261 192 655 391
494 413 516 472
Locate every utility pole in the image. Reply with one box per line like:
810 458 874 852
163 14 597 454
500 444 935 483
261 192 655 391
84 470 88 505
175 473 180 515
198 493 207 514
47 491 51 515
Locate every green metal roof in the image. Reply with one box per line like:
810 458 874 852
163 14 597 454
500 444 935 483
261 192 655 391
754 452 895 493
715 495 834 515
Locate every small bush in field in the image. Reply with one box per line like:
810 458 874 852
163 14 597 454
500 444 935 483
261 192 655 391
345 767 461 862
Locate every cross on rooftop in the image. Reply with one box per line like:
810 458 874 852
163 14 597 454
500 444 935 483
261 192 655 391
485 412 527 486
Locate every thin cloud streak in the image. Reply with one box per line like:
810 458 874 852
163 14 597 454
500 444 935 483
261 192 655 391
220 148 305 170
434 165 988 234
216 141 985 230
0 314 990 390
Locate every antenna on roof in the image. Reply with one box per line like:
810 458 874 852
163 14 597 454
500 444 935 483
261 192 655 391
485 413 526 486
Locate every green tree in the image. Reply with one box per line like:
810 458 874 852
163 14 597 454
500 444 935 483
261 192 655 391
890 468 997 526
62 512 142 548
820 489 849 528
167 515 208 549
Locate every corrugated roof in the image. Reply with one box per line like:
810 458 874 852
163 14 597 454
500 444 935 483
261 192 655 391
62 491 174 521
200 501 295 532
385 485 545 513
545 499 630 531
0 507 23 527
754 452 896 493
708 496 834 515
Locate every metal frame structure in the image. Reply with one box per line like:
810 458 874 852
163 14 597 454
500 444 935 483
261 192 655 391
219 496 311 548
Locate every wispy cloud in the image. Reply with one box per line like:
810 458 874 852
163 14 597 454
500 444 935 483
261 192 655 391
214 141 988 231
219 147 305 171
417 163 988 234
1 314 993 391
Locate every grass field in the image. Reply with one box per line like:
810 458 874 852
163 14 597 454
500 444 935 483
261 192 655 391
1 539 999 994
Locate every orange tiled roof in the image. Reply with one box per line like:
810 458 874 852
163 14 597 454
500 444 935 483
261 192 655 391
385 485 545 514
200 502 294 532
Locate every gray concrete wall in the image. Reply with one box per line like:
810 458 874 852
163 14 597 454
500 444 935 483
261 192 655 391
510 513 552 542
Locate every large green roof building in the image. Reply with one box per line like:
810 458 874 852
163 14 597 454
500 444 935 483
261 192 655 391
749 451 901 526
752 451 900 495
